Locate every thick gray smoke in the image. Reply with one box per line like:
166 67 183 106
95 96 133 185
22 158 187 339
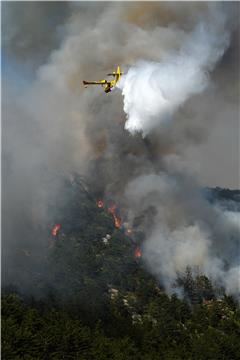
3 2 240 296
124 170 240 296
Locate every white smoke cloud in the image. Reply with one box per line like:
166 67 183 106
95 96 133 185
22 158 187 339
119 6 230 136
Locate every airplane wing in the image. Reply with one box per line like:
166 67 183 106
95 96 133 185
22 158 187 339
107 67 123 76
83 80 108 86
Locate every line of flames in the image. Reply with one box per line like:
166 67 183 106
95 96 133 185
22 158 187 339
97 199 142 259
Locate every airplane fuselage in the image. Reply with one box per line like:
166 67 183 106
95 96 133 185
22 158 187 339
83 66 122 93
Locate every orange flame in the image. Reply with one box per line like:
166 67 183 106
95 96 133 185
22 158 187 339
52 224 61 236
108 204 122 229
134 247 142 259
113 214 122 228
97 199 104 208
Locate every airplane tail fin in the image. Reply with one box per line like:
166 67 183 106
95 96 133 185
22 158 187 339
117 66 122 76
107 66 123 77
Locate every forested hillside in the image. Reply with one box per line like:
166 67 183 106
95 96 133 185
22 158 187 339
2 177 240 359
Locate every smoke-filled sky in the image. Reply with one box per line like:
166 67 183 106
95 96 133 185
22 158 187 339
3 1 239 189
2 2 240 296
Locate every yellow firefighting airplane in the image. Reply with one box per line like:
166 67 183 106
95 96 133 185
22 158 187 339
83 66 123 93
